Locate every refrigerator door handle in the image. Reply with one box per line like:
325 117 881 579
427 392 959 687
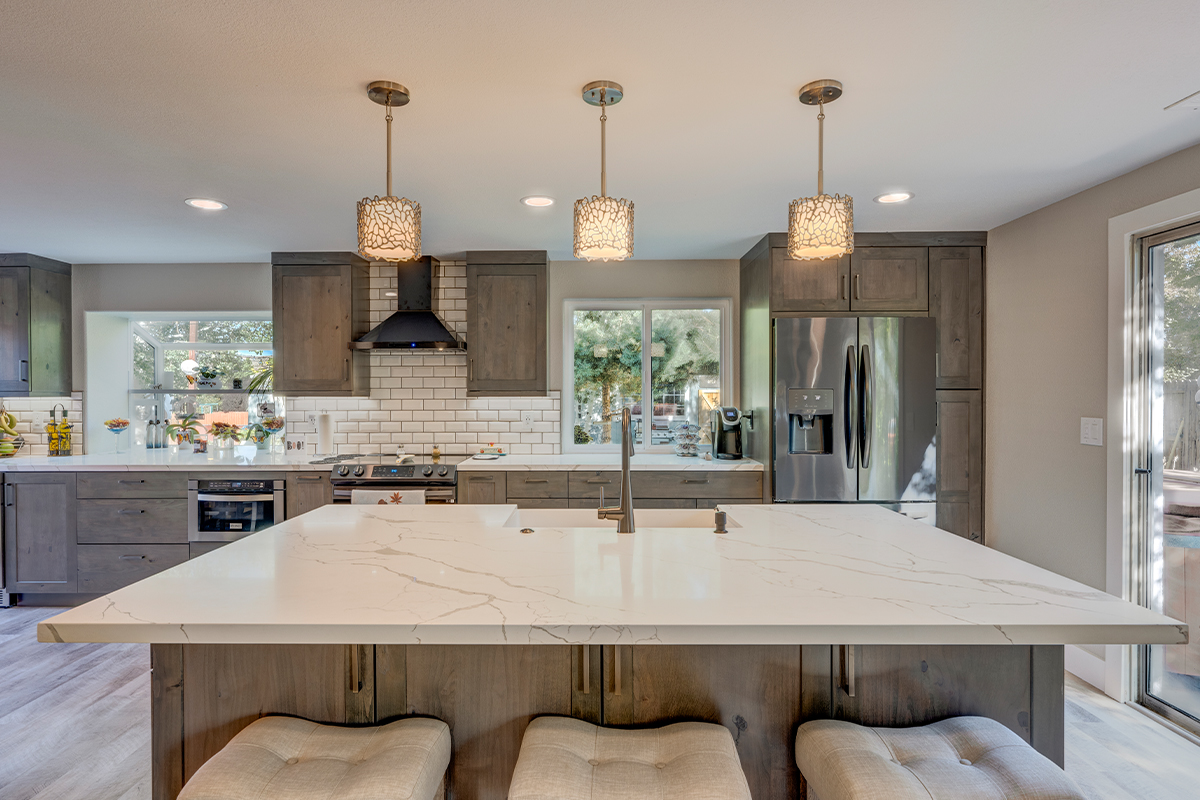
859 343 872 469
844 345 857 469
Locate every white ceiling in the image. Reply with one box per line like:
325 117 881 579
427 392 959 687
2 0 1199 264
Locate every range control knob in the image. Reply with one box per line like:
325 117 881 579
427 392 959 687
423 465 434 476
438 466 448 477
353 465 366 477
336 466 350 477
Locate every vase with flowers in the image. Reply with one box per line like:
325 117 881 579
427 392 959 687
207 420 242 450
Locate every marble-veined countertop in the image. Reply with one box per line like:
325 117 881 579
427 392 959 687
456 453 764 471
39 503 1186 648
0 448 339 472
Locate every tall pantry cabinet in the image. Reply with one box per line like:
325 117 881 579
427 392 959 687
741 232 986 543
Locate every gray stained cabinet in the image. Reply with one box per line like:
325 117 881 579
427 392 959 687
936 389 983 542
0 254 72 396
930 246 983 389
459 470 763 508
457 471 507 504
3 472 77 593
271 253 371 397
849 246 929 312
770 248 851 312
466 251 547 397
286 472 333 518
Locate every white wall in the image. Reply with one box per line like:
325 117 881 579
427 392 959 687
84 313 131 452
70 262 271 387
986 141 1200 597
547 259 741 397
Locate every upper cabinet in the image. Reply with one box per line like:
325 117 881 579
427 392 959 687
465 251 547 396
849 246 929 312
770 248 851 312
930 246 983 390
0 254 72 396
271 252 370 396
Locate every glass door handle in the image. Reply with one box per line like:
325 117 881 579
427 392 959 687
1135 467 1152 475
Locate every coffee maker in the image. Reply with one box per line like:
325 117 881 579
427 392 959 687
712 406 751 460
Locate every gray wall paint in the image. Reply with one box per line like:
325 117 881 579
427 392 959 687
548 259 741 397
987 141 1200 591
70 262 272 386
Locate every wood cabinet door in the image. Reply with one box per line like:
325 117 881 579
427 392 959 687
466 262 547 396
28 266 72 395
850 247 929 312
608 645 802 800
0 266 31 393
936 390 983 542
457 471 507 504
3 472 77 593
272 264 354 394
286 473 333 518
930 247 983 389
770 248 850 312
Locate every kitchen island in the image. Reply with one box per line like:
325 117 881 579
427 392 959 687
39 503 1186 800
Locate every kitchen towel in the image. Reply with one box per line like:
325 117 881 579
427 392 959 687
316 413 333 455
350 489 426 505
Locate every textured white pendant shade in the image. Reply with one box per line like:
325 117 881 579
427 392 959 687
574 195 634 261
787 193 853 260
358 196 421 261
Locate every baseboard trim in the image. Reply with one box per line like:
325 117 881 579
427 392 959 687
1065 644 1106 691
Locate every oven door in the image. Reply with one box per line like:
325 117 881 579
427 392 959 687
331 485 456 504
189 490 285 542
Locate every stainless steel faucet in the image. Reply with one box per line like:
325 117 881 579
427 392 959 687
598 406 635 533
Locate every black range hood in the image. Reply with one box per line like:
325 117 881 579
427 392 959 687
354 257 465 351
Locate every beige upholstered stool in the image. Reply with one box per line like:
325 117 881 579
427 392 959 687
178 716 451 800
508 716 751 800
795 716 1085 800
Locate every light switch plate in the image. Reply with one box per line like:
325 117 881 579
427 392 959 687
1081 417 1104 446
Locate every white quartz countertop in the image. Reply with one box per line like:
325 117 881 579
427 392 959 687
0 448 349 472
40 503 1186 648
456 453 764 471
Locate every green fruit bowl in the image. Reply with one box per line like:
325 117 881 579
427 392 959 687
0 434 25 458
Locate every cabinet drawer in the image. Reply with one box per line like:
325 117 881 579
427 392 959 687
77 544 190 594
77 498 188 544
76 471 187 499
568 471 621 499
507 472 569 498
633 471 763 499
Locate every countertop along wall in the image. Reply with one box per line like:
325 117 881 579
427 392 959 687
987 141 1200 598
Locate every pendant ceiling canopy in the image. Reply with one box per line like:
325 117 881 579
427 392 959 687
358 80 422 262
788 79 854 261
574 80 634 262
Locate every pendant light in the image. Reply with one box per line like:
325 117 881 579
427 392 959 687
788 79 853 261
574 81 634 262
357 81 421 262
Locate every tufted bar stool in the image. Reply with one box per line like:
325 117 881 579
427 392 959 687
795 716 1086 800
508 716 752 800
178 716 451 800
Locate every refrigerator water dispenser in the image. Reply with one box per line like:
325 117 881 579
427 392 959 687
787 388 834 455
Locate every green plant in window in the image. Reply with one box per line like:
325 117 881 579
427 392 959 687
165 413 204 445
573 310 642 443
242 422 269 444
574 425 592 445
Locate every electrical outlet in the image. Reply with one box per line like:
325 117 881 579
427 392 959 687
307 413 317 426
32 410 46 426
520 411 537 430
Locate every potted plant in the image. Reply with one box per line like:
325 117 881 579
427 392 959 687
195 366 224 390
165 413 204 447
207 420 242 449
242 422 270 451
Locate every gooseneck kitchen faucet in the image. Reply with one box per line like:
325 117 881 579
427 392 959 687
598 406 635 533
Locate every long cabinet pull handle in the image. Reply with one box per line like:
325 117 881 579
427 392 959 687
682 479 709 484
613 645 622 697
469 358 474 382
117 509 146 515
119 555 146 560
524 479 549 484
582 645 590 694
296 474 324 481
841 274 847 300
348 645 362 694
935 353 940 378
473 476 494 482
586 479 612 485
854 273 860 300
117 479 146 484
4 484 13 507
19 360 29 382
840 644 856 697
343 358 350 382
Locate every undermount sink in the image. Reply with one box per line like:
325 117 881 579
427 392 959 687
501 507 741 530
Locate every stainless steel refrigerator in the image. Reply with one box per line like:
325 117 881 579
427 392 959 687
774 317 937 506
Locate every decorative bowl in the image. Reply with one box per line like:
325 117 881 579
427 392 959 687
0 434 25 458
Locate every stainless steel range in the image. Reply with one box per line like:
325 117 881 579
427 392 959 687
329 463 457 504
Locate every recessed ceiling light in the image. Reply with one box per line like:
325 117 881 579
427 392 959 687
874 192 913 204
185 198 227 210
521 196 555 207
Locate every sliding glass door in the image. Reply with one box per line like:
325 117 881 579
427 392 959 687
1141 220 1200 734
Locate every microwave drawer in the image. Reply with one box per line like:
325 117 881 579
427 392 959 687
77 498 189 544
77 544 190 594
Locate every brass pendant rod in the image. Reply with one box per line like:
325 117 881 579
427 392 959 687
817 101 825 197
599 89 608 198
385 97 393 198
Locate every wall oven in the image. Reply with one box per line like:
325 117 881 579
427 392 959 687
188 478 286 542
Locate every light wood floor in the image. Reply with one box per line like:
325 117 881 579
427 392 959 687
2 606 1199 799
